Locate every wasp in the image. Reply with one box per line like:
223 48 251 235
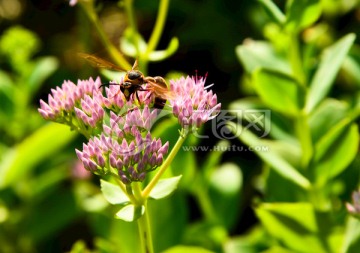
78 53 171 110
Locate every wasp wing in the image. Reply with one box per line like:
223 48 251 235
145 77 174 100
78 53 126 72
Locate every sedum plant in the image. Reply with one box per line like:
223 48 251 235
38 74 220 252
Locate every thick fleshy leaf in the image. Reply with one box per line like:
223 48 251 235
255 202 343 252
305 33 356 112
227 121 310 189
236 41 291 74
285 0 322 32
100 179 129 205
252 68 305 116
0 123 77 188
149 175 182 200
115 204 145 222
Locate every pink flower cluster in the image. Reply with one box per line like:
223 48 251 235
76 107 169 184
169 76 221 131
38 77 105 130
39 75 220 183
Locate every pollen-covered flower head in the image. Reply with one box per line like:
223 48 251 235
76 105 169 184
169 75 221 131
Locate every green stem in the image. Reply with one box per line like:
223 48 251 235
80 1 132 70
142 129 188 198
289 33 306 86
113 175 139 204
295 111 313 169
124 0 141 56
137 201 154 253
145 0 170 57
133 182 144 204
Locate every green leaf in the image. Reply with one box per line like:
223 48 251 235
342 51 360 87
0 70 16 121
252 68 305 116
0 70 15 100
227 121 310 189
149 175 182 200
0 123 77 188
209 163 242 228
115 204 145 222
314 120 358 185
27 56 58 95
257 0 286 25
120 28 147 58
23 187 81 242
69 240 90 253
183 222 227 251
162 245 215 253
148 193 187 252
210 163 242 195
120 28 178 62
305 33 356 112
223 227 269 253
148 37 179 62
285 0 322 32
343 217 360 253
236 41 291 74
308 99 349 143
100 179 129 205
255 202 343 252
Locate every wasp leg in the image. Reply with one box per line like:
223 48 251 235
99 81 119 89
